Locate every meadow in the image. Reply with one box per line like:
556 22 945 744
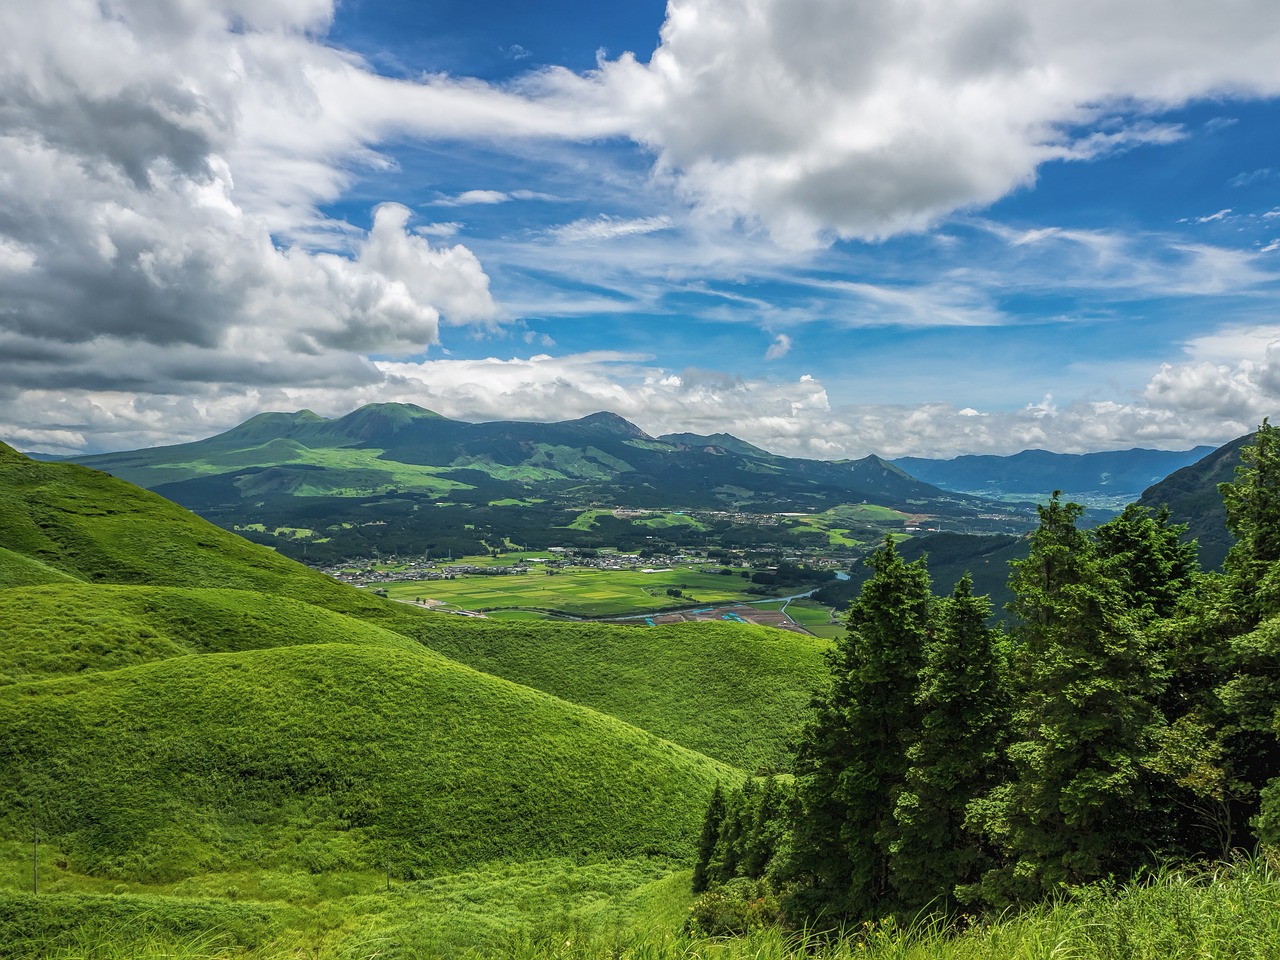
379 564 761 617
5 858 1278 958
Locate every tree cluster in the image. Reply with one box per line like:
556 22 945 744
692 422 1280 928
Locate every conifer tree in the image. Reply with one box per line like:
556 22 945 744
890 575 1008 915
788 538 932 922
692 783 726 893
1093 503 1197 623
974 494 1162 903
1212 421 1280 843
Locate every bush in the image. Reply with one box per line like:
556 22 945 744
684 878 782 938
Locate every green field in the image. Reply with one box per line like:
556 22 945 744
380 565 758 617
775 504 910 547
752 598 846 639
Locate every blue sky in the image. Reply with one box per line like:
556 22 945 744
2 0 1280 457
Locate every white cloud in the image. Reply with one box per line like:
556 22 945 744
432 189 513 206
1196 208 1233 223
546 0 1280 245
0 0 499 405
8 339 1275 459
549 215 675 242
764 333 792 360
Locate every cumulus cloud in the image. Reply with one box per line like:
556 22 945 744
543 0 1280 245
0 0 498 407
8 338 1275 459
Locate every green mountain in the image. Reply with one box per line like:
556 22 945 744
67 404 955 510
1136 432 1252 569
53 404 1033 562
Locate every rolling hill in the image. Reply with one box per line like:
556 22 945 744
0 443 836 928
1 439 845 952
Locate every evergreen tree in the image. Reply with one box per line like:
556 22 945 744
1093 503 1197 623
1221 418 1280 621
1212 421 1280 844
788 538 933 922
974 494 1163 904
692 783 726 893
890 575 1009 916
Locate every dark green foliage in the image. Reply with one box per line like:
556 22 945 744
891 575 1009 915
1093 503 1197 622
691 776 794 893
973 495 1165 903
1221 419 1280 621
692 784 726 893
788 539 932 921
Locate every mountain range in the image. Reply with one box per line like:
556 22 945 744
67 402 958 511
892 446 1216 505
57 403 1039 561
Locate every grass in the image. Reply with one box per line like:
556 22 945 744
396 617 829 771
378 565 760 617
0 643 737 884
0 444 790 957
6 859 1279 958
0 584 420 685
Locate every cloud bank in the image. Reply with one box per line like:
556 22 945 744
3 0 1280 458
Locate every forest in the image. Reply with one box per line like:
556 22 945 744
689 420 1280 936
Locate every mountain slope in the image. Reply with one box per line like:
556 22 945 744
1136 433 1252 569
400 618 828 771
0 440 404 621
61 404 985 513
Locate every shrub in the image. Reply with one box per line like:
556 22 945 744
684 878 782 938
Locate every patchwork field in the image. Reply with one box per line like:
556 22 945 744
379 565 761 617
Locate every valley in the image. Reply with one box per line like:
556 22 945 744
1 418 1265 958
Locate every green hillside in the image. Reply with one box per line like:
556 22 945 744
403 618 828 771
0 442 845 955
1 643 735 882
0 441 414 625
0 584 423 684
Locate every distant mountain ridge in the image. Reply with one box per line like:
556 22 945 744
63 403 973 513
893 445 1217 502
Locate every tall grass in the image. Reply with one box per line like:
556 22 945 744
502 858 1280 960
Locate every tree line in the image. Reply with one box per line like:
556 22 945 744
692 421 1280 930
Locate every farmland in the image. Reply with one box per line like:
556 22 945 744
378 563 768 618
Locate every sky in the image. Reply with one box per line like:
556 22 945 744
3 0 1280 459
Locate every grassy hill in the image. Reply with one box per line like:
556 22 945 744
0 584 423 685
0 441 386 614
1 643 735 882
0 442 862 955
397 618 829 771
